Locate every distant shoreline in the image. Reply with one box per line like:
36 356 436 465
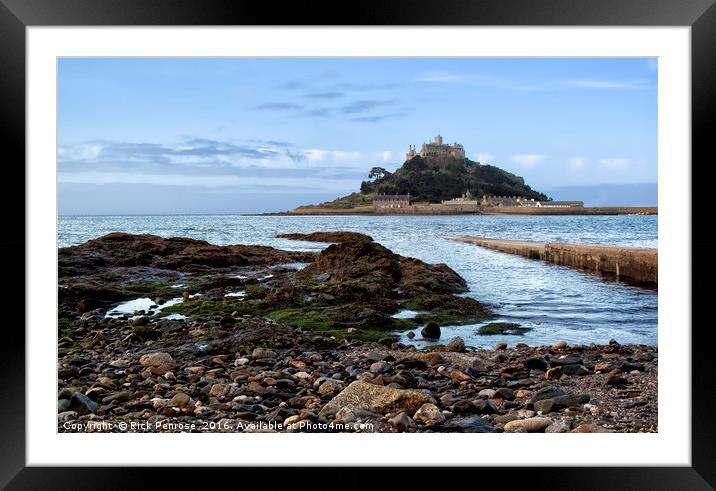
254 206 658 217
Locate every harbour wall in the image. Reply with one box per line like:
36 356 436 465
448 236 657 286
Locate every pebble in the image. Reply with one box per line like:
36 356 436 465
413 403 445 426
252 347 278 359
446 336 465 352
370 361 390 374
494 342 507 351
504 416 552 433
139 352 173 367
388 412 413 431
553 340 567 349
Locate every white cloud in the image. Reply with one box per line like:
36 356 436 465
303 149 329 162
372 151 393 163
568 156 587 169
511 154 545 167
474 153 495 164
564 80 650 89
599 158 631 169
332 151 361 162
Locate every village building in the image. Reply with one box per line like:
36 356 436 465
406 134 465 161
373 194 411 210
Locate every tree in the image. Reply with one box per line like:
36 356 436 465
367 166 389 182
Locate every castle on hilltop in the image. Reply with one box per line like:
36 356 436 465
406 134 465 161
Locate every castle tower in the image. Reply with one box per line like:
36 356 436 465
434 134 443 145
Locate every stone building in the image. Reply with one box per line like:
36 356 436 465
373 194 411 209
442 190 478 206
481 195 540 207
406 134 465 161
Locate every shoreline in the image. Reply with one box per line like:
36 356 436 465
253 206 657 217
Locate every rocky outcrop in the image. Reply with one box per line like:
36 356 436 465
276 231 373 243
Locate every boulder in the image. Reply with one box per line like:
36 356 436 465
446 336 465 352
421 322 441 339
318 380 435 419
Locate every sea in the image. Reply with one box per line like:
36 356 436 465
59 214 658 349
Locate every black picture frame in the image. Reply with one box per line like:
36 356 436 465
2 0 714 489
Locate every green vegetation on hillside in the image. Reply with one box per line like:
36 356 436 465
361 156 547 202
296 156 547 210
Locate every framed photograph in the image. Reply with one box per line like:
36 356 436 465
3 0 714 488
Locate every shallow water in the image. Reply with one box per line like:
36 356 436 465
61 214 658 348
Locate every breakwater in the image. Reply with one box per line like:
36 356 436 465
448 236 657 286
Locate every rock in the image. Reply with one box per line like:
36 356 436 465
334 406 381 423
529 386 568 404
493 388 515 400
561 364 590 376
413 352 444 365
388 412 413 431
535 394 590 413
444 415 496 433
446 336 465 352
182 291 190 301
370 361 390 374
252 347 278 359
413 403 445 426
605 368 628 386
209 383 231 399
571 423 613 433
447 369 472 382
130 315 149 327
421 322 441 339
470 357 490 372
545 418 572 433
58 411 78 423
594 361 618 372
544 367 563 380
69 392 98 415
406 331 415 339
494 342 507 351
534 399 555 414
494 413 520 425
58 399 70 412
170 392 192 408
523 355 548 371
550 354 583 367
277 231 374 243
101 391 130 404
139 352 173 367
478 388 496 398
319 380 435 419
318 379 343 396
553 340 567 349
504 416 552 433
471 399 498 415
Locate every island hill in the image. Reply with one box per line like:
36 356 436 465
289 134 657 216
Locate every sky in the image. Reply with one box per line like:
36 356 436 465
58 58 657 214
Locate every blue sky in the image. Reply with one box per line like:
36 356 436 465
58 58 657 214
